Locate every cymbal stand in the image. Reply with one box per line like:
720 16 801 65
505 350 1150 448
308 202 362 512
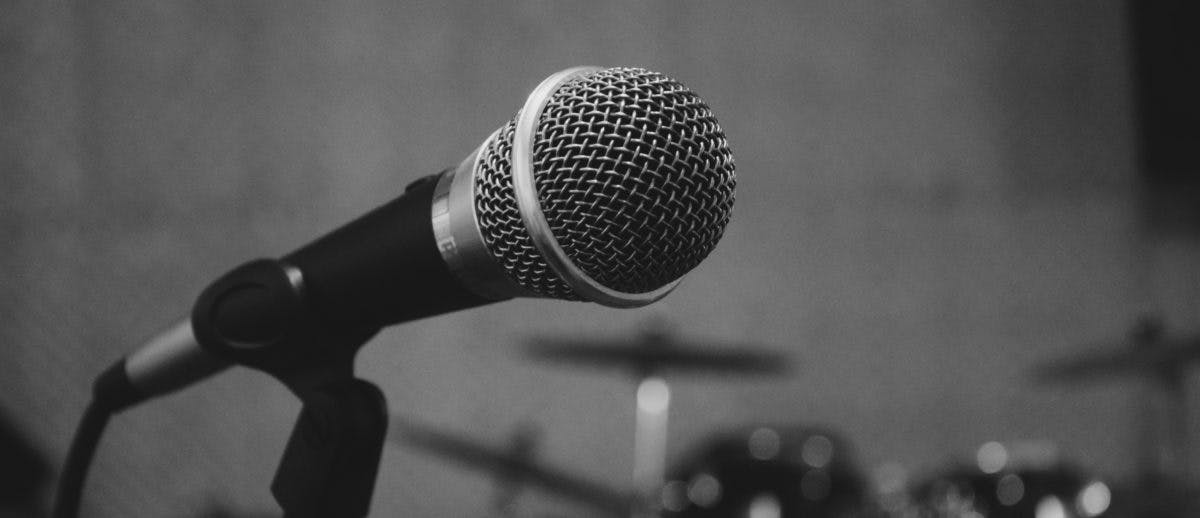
1131 318 1190 487
632 373 670 518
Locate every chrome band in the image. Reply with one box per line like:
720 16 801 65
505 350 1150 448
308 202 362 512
432 136 528 300
124 318 229 398
511 67 680 308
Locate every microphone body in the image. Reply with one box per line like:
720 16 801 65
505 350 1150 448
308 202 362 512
112 66 736 408
122 172 496 402
284 173 496 327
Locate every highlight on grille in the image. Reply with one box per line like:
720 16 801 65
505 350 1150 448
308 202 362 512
474 67 736 299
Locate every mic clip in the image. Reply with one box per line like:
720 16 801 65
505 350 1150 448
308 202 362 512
190 258 388 517
191 258 380 382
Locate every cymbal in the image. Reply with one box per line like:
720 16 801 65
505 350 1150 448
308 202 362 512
1031 336 1200 385
1031 318 1199 490
390 418 632 516
526 329 791 377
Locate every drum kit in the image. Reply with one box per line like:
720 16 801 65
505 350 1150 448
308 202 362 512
390 317 1200 518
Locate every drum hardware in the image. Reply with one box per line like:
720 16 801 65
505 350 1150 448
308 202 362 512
390 417 634 517
1030 316 1198 487
526 320 792 516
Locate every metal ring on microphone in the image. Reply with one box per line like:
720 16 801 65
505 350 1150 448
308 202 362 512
511 67 681 308
432 131 529 301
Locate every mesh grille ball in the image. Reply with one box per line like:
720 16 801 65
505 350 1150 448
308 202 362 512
474 67 736 298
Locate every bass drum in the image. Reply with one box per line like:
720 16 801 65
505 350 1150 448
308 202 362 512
660 425 869 518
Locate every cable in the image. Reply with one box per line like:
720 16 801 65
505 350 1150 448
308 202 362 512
53 360 146 518
53 400 111 518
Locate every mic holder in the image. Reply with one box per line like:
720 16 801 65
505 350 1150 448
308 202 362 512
191 258 388 518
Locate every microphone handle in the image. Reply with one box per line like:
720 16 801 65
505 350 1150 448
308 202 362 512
284 172 498 327
122 170 502 405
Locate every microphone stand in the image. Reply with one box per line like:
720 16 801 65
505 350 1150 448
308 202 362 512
191 259 389 517
270 372 387 518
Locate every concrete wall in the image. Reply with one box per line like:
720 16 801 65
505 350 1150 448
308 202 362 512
3 1 1198 516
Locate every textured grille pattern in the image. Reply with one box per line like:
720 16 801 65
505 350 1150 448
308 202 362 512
476 117 581 299
474 67 736 298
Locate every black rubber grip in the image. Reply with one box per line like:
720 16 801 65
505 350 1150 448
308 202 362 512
283 174 496 327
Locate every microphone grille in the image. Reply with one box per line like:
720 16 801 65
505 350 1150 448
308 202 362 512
475 67 736 299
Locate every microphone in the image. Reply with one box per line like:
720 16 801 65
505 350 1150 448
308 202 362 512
110 66 737 408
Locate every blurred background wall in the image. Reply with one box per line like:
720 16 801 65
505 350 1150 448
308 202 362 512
2 1 1199 516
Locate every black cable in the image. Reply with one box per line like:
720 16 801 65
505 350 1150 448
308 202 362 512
53 360 146 518
53 400 111 518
